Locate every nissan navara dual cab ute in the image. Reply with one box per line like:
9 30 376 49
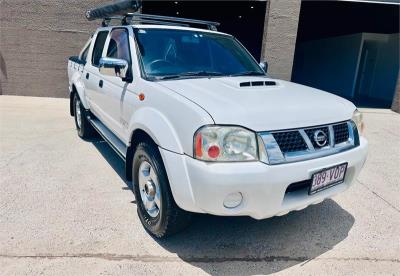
68 22 368 238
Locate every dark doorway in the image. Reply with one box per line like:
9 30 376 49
354 41 378 102
292 1 399 108
142 1 267 61
295 1 399 44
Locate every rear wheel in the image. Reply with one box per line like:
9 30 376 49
133 142 192 238
73 93 95 139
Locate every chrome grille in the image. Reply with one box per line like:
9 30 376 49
259 121 358 165
333 123 349 144
272 131 308 153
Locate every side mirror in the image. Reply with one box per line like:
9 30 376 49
259 61 268 73
99 57 128 80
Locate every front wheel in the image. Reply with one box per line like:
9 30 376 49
133 142 192 238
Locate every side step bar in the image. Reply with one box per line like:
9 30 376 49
88 116 127 161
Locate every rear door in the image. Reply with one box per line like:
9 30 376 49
84 30 110 120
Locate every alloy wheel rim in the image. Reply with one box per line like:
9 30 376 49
138 161 161 218
75 99 82 129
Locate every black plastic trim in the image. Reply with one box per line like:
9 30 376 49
69 56 86 65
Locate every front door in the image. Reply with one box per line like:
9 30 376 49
98 27 134 140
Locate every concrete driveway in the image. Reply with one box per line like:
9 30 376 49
0 96 399 275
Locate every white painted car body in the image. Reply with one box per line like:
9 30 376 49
68 24 368 219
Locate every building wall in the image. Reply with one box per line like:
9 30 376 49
1 0 398 114
261 0 301 80
392 74 400 113
0 0 105 98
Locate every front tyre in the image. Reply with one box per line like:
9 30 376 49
73 93 95 139
133 142 192 238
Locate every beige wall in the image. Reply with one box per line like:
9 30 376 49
261 0 301 81
0 0 300 98
0 0 105 98
1 0 397 113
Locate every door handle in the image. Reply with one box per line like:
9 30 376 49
99 80 103 88
86 73 89 80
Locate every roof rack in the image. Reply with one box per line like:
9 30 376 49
86 0 219 30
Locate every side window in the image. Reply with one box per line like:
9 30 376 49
106 28 131 63
80 44 90 62
92 31 109 67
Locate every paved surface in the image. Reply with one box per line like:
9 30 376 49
0 96 399 275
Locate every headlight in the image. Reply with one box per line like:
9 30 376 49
194 126 258 161
352 109 365 136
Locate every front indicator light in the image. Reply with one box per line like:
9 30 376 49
352 109 365 136
195 133 203 158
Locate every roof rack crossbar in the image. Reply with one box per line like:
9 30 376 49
129 18 190 27
102 15 191 28
125 13 220 30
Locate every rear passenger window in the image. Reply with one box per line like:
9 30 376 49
80 44 90 62
92 31 109 67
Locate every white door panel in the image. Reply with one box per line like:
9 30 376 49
98 27 135 141
86 30 110 120
99 76 132 139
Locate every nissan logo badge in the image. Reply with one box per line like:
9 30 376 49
314 130 328 147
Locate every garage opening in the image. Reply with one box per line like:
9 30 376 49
142 1 267 61
292 1 399 108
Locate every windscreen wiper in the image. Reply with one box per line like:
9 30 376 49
158 71 224 80
229 71 265 77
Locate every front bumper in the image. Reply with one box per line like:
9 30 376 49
160 137 368 220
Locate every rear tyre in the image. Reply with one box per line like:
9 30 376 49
133 142 192 238
73 93 95 139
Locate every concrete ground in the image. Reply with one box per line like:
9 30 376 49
0 95 399 275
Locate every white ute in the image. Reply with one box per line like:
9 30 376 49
68 4 368 238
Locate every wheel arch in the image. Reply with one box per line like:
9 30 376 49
69 73 89 114
125 107 184 182
126 128 156 181
124 111 198 213
127 107 184 152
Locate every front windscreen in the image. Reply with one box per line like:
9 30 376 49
133 28 264 79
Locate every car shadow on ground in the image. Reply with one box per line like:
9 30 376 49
92 138 355 275
91 138 133 189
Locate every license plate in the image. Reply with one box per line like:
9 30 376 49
309 163 348 195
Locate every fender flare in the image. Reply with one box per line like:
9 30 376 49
128 107 183 154
126 108 197 209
